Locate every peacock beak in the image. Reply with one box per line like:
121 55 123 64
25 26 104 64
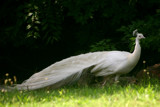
142 35 145 39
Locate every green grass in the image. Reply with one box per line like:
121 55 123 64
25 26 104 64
1 79 160 107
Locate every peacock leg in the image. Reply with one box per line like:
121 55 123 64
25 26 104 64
115 74 120 82
102 75 113 86
102 76 108 86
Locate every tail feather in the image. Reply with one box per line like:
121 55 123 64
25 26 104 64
0 85 16 92
46 65 96 89
47 70 84 89
15 69 85 90
0 68 93 91
5 52 110 91
0 57 99 91
15 65 95 90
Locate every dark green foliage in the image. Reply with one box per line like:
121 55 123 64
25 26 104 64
118 12 160 65
90 39 116 52
0 0 160 81
0 0 63 47
119 15 160 52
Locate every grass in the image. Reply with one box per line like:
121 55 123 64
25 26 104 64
1 79 160 107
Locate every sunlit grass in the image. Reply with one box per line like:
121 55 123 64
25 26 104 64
1 79 160 107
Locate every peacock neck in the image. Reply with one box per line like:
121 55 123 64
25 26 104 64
131 38 141 61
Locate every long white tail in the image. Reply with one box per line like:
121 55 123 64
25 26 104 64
0 52 108 91
16 69 84 90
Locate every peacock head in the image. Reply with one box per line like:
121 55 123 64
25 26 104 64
133 29 145 40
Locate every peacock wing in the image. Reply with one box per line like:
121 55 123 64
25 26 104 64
91 51 130 76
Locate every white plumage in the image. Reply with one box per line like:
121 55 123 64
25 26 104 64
1 30 145 91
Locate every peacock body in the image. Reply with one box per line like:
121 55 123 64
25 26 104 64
0 29 145 91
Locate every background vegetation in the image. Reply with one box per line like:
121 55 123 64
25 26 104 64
0 0 160 83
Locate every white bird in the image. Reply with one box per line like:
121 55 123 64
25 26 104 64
1 29 145 91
